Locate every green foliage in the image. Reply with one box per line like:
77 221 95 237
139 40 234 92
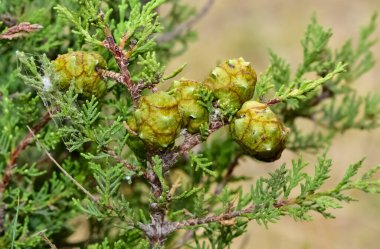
54 1 105 46
189 152 216 177
255 13 380 152
87 237 149 249
134 51 165 84
243 154 380 223
1 0 380 248
273 62 345 108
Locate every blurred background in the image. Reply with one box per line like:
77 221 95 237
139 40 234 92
166 0 380 248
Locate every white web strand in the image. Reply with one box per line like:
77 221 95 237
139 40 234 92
16 51 74 147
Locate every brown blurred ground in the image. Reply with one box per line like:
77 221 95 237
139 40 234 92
167 1 380 248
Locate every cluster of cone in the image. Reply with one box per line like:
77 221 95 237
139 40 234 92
52 52 289 162
127 57 289 162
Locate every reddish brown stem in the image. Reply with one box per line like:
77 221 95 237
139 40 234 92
0 22 43 40
119 32 130 50
174 205 254 229
0 112 51 195
99 11 140 105
265 98 282 106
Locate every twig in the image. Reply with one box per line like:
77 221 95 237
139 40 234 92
0 112 51 196
156 0 215 43
265 98 282 106
119 32 130 50
174 205 254 229
169 178 182 198
145 184 296 247
102 147 138 172
98 11 156 105
102 35 134 90
214 154 242 195
38 232 57 249
27 126 99 203
122 121 138 136
99 10 140 105
0 112 51 233
97 68 124 83
174 154 242 248
308 86 334 106
0 22 43 40
172 197 296 248
140 116 226 247
139 154 170 247
266 85 334 107
161 115 225 172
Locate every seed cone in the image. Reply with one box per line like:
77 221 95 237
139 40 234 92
125 115 147 161
52 51 107 98
134 91 182 149
204 57 257 111
230 101 289 162
171 79 209 134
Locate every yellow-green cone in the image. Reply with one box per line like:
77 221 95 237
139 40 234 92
134 91 182 149
171 79 209 134
52 51 107 98
230 101 289 162
125 115 147 161
204 57 257 111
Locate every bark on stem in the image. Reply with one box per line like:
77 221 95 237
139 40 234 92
174 205 254 229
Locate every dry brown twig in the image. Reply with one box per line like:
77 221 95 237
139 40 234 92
0 22 43 40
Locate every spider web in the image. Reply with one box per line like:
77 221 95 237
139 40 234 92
16 51 80 149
